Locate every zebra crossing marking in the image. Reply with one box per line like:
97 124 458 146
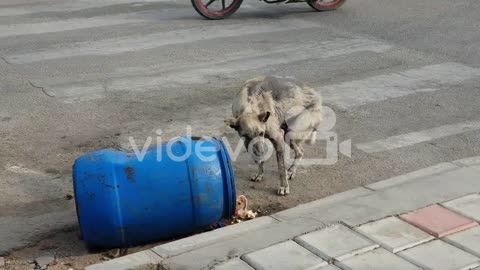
356 120 480 153
0 15 144 38
0 0 171 17
7 21 326 64
40 37 392 99
320 62 480 109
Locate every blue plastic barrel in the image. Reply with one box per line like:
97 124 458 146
73 136 235 248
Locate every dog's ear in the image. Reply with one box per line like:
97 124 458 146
224 118 239 130
258 111 270 123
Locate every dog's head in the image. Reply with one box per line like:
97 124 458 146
225 112 270 163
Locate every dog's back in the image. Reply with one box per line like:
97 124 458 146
233 76 322 141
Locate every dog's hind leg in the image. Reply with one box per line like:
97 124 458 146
251 162 264 182
287 140 304 180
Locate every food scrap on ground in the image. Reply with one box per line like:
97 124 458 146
233 195 257 223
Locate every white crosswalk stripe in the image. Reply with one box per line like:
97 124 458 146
0 15 145 38
320 63 480 109
356 121 480 153
110 38 391 89
0 0 170 17
41 37 392 100
6 20 326 64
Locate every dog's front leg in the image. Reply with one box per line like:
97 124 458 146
251 162 264 182
271 135 289 196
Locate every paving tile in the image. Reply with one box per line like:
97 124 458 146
160 217 325 270
335 248 421 270
213 258 254 270
398 240 480 270
315 167 480 227
400 204 478 237
294 224 378 261
242 240 327 270
355 216 434 253
271 167 480 228
444 226 480 257
442 194 480 222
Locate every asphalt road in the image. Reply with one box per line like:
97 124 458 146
1 0 479 254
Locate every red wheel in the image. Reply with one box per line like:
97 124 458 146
191 0 243 19
307 0 346 11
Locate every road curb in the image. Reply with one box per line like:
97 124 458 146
272 187 373 221
365 162 460 190
152 216 277 258
85 250 163 270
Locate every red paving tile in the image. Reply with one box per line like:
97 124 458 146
400 204 478 238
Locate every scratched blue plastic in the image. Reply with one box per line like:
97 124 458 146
73 136 235 248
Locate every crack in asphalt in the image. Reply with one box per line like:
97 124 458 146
0 55 12 65
1 54 55 98
28 81 56 98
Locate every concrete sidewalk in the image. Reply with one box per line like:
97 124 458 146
87 156 480 270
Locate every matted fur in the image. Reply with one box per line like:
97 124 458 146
226 76 323 195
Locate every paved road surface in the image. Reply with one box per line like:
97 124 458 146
1 0 479 253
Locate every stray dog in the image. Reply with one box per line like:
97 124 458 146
225 76 323 195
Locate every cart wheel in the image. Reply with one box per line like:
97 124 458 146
307 0 346 11
191 0 243 19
